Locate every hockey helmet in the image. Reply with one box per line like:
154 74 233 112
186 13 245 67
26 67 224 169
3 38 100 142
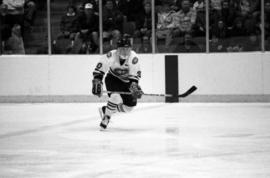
117 37 131 60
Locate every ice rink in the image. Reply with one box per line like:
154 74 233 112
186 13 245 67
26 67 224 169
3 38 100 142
0 102 270 178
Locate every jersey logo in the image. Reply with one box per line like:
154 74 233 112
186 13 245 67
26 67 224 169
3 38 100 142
132 57 138 64
106 52 112 58
113 68 129 77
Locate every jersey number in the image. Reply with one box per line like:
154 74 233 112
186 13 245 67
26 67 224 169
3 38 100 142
95 63 102 70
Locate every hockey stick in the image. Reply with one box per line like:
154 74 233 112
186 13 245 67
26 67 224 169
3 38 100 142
103 90 173 97
177 85 197 98
103 85 197 98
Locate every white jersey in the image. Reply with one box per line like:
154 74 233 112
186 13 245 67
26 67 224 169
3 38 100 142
93 50 141 83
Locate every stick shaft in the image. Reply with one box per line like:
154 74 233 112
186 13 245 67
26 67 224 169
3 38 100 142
103 85 197 98
103 91 172 97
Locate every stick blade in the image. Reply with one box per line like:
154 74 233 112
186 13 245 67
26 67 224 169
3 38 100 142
178 85 197 98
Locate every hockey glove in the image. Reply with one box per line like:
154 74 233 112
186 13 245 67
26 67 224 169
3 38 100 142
92 78 103 97
129 82 143 99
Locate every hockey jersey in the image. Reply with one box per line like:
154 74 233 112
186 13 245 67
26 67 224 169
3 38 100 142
93 50 141 83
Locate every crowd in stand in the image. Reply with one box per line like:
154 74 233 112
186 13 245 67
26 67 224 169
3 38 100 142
0 0 44 54
264 0 270 50
1 0 270 54
53 0 145 54
208 0 262 52
52 0 99 54
155 0 264 52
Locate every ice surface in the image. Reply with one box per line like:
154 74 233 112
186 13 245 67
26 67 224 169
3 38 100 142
0 103 270 178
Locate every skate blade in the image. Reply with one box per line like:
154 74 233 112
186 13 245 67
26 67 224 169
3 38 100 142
99 127 106 131
99 125 108 131
98 107 104 119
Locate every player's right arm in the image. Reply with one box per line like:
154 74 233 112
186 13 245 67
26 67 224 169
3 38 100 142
93 52 111 80
92 52 111 97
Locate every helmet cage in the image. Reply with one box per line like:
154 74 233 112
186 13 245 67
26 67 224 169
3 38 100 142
117 47 131 60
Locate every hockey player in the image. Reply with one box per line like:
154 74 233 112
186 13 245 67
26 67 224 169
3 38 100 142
92 36 143 129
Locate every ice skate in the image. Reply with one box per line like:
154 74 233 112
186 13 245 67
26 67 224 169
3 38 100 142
100 115 110 130
98 106 106 119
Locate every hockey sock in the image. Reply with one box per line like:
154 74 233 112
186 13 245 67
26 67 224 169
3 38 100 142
105 101 118 117
117 103 133 113
105 93 123 117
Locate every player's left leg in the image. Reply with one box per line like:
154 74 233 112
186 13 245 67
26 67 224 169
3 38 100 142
117 93 137 113
99 94 137 129
100 93 123 129
100 74 138 129
99 74 122 129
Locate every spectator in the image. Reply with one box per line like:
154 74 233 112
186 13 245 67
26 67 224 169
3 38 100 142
1 2 23 54
235 0 260 34
226 16 248 52
174 32 201 52
193 0 205 36
239 0 260 15
1 0 49 54
0 3 8 19
53 5 78 54
77 3 86 16
155 2 176 51
171 0 197 37
1 3 9 53
0 3 8 30
229 17 248 37
138 35 151 53
23 0 36 30
134 1 152 52
210 0 222 12
4 23 25 54
2 0 25 28
103 0 123 48
80 0 99 14
74 1 99 17
72 3 99 54
135 1 152 38
221 0 236 28
193 0 205 12
209 0 223 25
59 5 78 39
211 19 228 39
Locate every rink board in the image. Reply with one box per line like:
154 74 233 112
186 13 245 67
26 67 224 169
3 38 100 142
0 53 270 102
